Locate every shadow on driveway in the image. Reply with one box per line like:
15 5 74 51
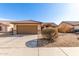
0 33 37 37
0 33 24 37
25 38 53 48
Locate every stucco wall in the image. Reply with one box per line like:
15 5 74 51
74 25 79 30
58 23 74 33
7 24 14 32
0 25 7 32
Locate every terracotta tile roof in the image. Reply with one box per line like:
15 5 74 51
61 21 79 26
11 20 42 24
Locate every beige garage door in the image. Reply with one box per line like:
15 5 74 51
17 24 38 34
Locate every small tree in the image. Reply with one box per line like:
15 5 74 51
41 27 58 42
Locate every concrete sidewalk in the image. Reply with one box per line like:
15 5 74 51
38 47 79 56
0 47 79 56
39 48 66 56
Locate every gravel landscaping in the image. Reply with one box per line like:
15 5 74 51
37 33 79 47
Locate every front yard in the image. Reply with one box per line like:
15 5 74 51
0 33 79 55
37 33 79 47
0 33 79 48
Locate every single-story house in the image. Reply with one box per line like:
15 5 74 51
0 20 58 34
58 21 79 33
11 20 42 34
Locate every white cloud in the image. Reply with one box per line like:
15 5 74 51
55 3 79 24
0 18 13 21
64 3 79 20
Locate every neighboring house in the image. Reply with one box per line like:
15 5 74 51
11 20 42 34
58 21 79 33
0 23 8 33
0 21 12 33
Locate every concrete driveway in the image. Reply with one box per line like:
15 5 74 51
0 33 79 56
0 34 38 56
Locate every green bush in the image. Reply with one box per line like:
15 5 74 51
41 28 58 42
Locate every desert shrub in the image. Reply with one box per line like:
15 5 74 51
41 27 58 42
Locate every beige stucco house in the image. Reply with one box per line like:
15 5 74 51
0 20 42 34
11 20 42 34
58 21 79 33
0 20 58 34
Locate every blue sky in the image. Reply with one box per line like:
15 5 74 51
0 3 79 24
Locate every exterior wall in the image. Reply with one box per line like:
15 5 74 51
0 25 7 33
74 25 79 30
0 24 14 33
7 24 14 32
38 24 41 34
58 23 74 33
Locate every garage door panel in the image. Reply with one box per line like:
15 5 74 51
17 25 38 34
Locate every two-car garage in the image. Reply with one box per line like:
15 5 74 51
11 20 41 34
16 24 38 34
